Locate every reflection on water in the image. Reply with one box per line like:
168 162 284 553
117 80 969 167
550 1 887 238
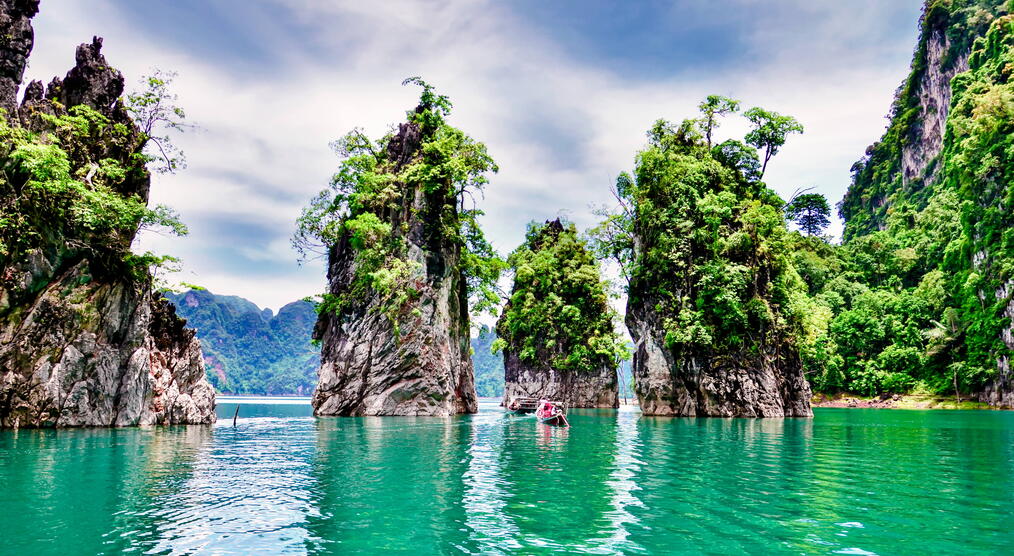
2 401 1014 554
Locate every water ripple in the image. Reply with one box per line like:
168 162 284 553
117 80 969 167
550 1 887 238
2 404 1013 554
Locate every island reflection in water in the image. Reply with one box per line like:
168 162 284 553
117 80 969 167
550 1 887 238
1 398 1013 554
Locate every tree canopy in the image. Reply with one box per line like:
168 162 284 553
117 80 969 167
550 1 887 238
494 219 627 373
744 107 804 178
591 97 819 358
784 193 831 236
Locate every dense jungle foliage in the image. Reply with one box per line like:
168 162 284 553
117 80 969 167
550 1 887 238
493 219 627 373
590 99 823 367
796 4 1014 398
293 79 504 327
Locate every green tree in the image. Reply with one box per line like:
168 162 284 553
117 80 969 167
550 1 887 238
586 175 635 288
126 69 192 174
744 107 804 178
784 193 831 236
697 94 740 147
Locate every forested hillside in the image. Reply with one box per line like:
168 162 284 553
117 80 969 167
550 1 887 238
166 289 319 396
472 325 505 398
169 290 512 400
805 0 1014 402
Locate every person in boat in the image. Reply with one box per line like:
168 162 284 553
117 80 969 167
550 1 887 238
536 400 569 426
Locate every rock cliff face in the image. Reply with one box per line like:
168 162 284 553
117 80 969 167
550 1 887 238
627 306 812 418
984 277 1014 408
840 2 1002 240
312 121 477 417
899 29 967 186
502 354 618 408
0 1 214 427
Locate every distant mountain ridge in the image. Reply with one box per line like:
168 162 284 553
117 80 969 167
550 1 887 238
165 290 320 396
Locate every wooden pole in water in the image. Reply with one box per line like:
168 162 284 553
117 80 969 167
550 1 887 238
232 405 239 427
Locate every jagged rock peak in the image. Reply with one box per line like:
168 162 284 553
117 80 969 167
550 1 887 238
20 35 128 122
57 36 125 112
0 0 39 116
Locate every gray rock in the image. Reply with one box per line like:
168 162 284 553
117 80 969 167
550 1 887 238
502 351 618 408
899 29 968 188
0 262 215 427
0 0 38 116
626 305 812 418
312 121 476 417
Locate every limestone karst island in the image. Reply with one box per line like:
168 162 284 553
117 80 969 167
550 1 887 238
2 0 1014 553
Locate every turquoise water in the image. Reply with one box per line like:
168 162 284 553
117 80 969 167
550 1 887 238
1 400 1013 555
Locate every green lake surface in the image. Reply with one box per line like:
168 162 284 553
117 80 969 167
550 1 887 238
1 399 1012 554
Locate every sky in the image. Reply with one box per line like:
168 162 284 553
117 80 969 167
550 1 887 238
24 0 924 312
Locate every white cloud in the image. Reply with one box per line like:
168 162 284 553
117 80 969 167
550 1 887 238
24 0 919 311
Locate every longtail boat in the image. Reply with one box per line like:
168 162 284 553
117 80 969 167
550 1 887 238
535 400 569 427
507 397 539 413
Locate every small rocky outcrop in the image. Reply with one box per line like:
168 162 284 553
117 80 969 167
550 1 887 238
311 110 478 417
496 219 621 408
0 1 214 427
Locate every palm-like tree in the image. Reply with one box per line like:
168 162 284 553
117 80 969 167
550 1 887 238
924 307 964 402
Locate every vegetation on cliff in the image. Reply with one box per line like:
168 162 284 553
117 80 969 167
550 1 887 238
0 103 185 284
592 100 820 361
293 78 504 327
493 219 626 373
0 68 190 293
797 3 1014 399
839 0 1010 240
